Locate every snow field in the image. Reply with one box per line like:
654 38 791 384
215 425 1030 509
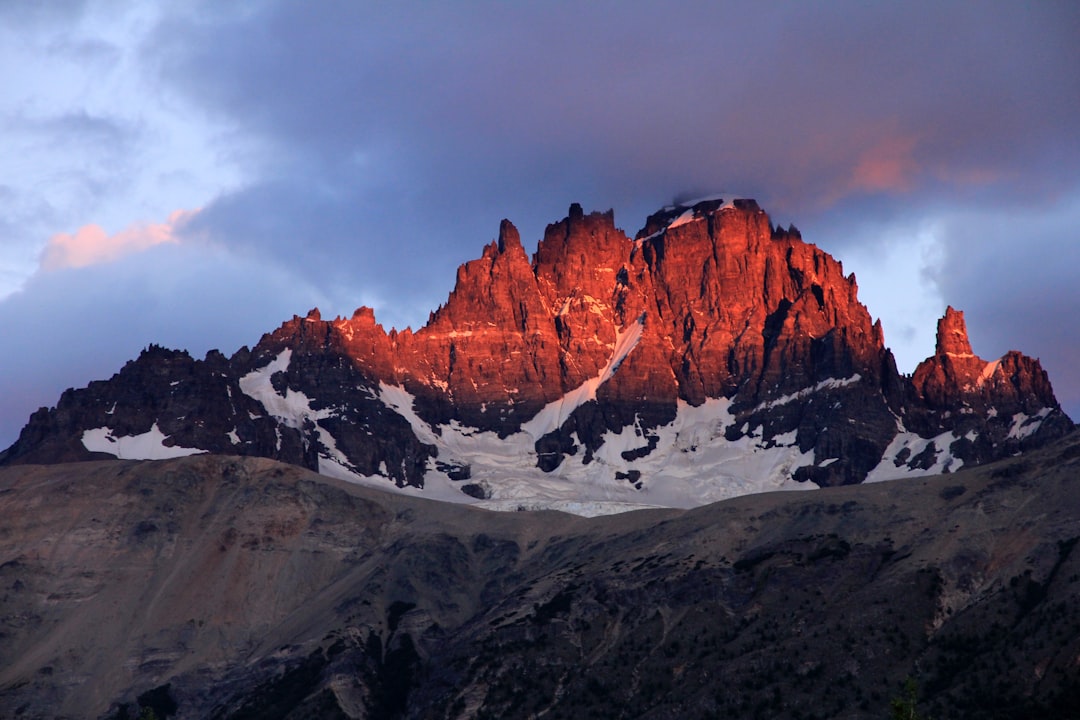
86 342 1046 516
81 423 206 460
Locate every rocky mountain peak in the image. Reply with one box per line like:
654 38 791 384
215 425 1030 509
1 197 1072 512
496 218 523 253
533 204 626 304
908 306 1071 452
935 305 976 357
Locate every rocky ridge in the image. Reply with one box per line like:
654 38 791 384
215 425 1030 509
0 198 1072 512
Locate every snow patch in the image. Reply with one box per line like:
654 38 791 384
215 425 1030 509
1008 408 1052 440
977 360 1000 386
81 423 206 460
238 350 312 429
638 203 719 243
640 196 742 243
581 397 815 508
665 208 697 231
864 426 966 483
238 348 371 477
771 429 798 446
756 375 862 411
371 387 815 516
521 313 645 439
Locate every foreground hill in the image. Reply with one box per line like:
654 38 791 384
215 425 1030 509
2 431 1079 719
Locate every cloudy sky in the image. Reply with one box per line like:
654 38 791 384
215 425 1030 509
2 1 1079 447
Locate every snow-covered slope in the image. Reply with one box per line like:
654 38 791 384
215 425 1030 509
362 384 816 516
207 325 823 516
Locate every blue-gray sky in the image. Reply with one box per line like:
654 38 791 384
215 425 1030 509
2 1 1079 447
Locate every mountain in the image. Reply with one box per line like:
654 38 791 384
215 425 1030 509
1 198 1072 513
3 432 1080 719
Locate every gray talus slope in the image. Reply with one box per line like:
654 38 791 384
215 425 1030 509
2 432 1080 719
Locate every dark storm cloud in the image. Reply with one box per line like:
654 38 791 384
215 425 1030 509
5 0 1077 450
145 2 1080 300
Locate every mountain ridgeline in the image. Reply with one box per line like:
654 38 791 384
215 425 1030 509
1 198 1072 511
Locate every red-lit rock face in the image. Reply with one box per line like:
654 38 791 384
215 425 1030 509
911 305 1059 421
234 198 1067 483
297 201 898 430
2 198 1071 491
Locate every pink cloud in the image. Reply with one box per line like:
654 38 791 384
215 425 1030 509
40 209 199 271
848 135 921 194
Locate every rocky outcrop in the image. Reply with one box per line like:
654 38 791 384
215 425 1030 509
1 331 436 489
400 218 565 433
911 306 1060 417
1 198 1072 505
243 312 437 487
902 306 1074 466
0 345 303 467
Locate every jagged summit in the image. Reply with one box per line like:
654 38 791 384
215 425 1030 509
936 305 976 357
1 198 1072 514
